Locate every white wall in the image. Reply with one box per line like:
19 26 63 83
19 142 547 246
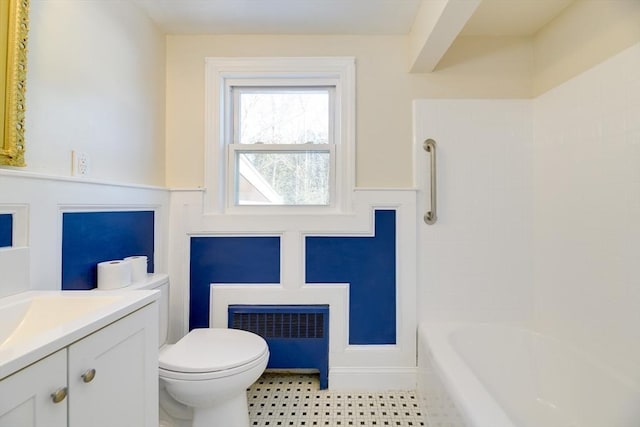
165 34 533 190
415 41 640 383
414 100 534 323
532 42 640 382
533 0 640 96
23 0 166 186
0 171 170 298
0 1 169 299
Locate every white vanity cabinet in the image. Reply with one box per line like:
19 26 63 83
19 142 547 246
0 302 158 427
0 349 67 427
68 303 158 427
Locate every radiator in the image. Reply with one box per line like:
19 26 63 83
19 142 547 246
228 304 329 389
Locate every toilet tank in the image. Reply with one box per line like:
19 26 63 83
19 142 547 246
126 273 169 347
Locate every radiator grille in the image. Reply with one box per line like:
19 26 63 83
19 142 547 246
231 312 325 339
228 304 330 389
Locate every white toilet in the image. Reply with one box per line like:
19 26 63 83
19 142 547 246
123 274 269 427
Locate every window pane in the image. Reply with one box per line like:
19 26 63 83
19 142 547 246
237 89 329 145
237 151 330 205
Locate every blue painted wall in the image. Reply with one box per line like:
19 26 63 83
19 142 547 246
188 210 397 344
189 236 281 329
306 210 396 344
61 211 155 290
0 214 12 248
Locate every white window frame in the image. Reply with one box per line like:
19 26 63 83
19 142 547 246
204 57 356 215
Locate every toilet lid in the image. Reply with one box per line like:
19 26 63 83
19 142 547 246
159 328 268 373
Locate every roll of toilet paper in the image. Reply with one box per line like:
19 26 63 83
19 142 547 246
97 260 132 290
124 255 148 283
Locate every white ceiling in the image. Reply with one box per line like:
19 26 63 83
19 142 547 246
132 0 574 36
461 0 574 36
132 0 423 35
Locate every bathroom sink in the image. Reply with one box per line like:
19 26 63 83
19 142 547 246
0 294 123 347
0 290 158 380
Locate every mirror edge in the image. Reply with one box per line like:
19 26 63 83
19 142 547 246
1 0 29 167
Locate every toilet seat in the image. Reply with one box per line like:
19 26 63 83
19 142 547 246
159 328 268 381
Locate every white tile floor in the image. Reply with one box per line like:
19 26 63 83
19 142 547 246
248 373 426 427
419 390 466 427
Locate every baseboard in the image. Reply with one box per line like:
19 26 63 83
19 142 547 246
328 367 417 391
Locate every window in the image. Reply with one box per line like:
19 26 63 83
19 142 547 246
205 58 355 214
231 87 332 206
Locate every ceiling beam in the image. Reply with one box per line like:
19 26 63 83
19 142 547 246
409 0 481 73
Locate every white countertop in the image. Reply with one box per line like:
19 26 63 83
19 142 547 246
0 289 159 380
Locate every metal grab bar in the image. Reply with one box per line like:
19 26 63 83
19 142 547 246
423 139 437 225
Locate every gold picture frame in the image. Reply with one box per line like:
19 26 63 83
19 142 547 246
1 0 29 167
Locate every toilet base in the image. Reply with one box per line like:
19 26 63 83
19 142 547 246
192 392 249 427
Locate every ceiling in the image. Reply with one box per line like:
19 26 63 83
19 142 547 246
132 0 575 36
461 0 573 36
131 0 423 35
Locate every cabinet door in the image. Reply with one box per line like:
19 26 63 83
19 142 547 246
0 349 67 427
68 303 158 427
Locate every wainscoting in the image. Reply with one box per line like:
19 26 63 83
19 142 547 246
169 189 417 390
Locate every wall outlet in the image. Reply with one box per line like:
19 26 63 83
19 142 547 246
71 150 90 176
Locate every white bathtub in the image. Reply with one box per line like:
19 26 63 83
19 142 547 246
417 323 640 427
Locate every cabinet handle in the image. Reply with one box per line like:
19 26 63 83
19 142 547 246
51 387 68 404
81 368 96 383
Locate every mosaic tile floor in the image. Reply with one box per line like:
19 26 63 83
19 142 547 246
248 373 426 427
